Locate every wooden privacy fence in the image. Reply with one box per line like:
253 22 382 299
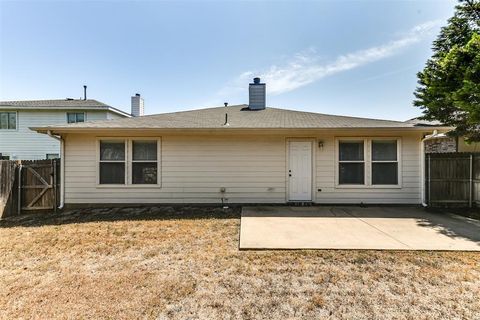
0 159 60 219
426 153 480 207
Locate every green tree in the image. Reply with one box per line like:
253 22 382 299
414 0 480 141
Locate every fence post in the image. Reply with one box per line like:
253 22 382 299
17 163 22 215
469 154 473 208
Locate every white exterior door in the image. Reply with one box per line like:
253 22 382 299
288 141 312 201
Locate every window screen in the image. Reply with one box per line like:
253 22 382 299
339 141 364 184
132 141 157 184
99 140 125 184
0 112 16 129
67 112 85 123
372 140 398 185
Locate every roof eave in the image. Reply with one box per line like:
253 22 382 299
0 105 131 117
106 107 132 117
31 125 453 135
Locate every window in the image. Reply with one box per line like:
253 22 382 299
67 112 85 123
338 141 365 184
98 138 161 186
337 138 401 187
132 141 158 184
99 140 125 184
0 112 16 129
371 140 398 185
46 153 60 160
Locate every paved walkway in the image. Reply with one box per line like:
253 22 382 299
240 206 480 250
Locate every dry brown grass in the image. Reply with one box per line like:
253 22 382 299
1 208 479 319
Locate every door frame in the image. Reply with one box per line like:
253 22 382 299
285 138 316 202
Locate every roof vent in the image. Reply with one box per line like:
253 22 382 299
248 77 266 110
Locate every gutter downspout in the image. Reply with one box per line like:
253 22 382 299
420 135 427 207
420 131 439 207
47 130 64 209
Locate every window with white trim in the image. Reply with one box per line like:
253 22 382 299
338 140 365 185
371 140 398 185
99 140 126 184
67 112 85 123
337 138 400 187
0 112 16 129
132 140 158 184
98 138 160 186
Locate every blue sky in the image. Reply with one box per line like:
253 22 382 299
0 0 456 120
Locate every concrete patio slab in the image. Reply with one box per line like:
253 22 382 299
240 206 480 250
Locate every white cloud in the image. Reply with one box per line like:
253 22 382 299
214 20 441 100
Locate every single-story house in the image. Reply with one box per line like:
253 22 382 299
32 78 449 208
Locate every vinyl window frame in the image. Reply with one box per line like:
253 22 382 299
337 139 366 186
0 111 18 130
335 137 402 189
128 139 161 185
66 112 86 124
96 137 161 188
371 139 399 185
98 138 127 185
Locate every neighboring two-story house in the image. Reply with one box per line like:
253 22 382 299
0 98 134 160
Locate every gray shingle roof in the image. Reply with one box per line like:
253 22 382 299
0 99 131 117
31 105 448 132
404 117 444 126
0 99 108 108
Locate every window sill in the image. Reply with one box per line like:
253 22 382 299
335 184 402 189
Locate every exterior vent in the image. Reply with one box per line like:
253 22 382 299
131 93 144 117
248 77 266 110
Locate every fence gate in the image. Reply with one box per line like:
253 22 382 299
426 153 479 207
19 160 58 213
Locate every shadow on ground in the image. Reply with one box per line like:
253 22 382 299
0 206 241 228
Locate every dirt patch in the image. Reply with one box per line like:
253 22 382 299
1 207 479 319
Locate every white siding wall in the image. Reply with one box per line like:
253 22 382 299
64 130 424 205
0 110 115 160
315 132 423 204
106 111 127 120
